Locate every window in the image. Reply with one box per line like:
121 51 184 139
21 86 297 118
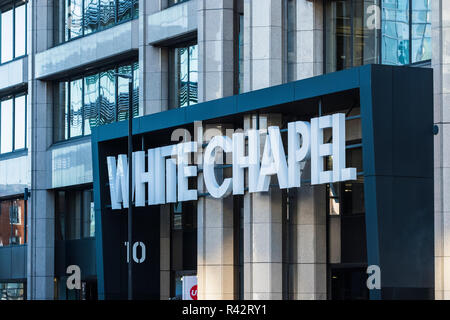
325 0 378 73
325 0 431 72
0 282 25 300
0 198 27 247
55 188 95 241
381 0 431 65
285 0 296 82
0 0 27 64
55 0 138 44
169 43 198 109
0 93 27 154
53 61 139 141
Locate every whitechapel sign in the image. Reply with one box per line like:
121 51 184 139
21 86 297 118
106 113 356 210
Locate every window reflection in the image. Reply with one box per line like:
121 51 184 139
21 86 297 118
0 283 24 300
0 198 26 247
99 0 116 29
84 73 100 134
84 0 99 35
169 44 198 109
66 0 83 40
99 70 116 125
69 79 83 137
54 62 140 141
55 0 138 45
381 0 431 65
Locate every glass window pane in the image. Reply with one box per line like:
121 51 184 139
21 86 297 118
67 0 83 39
0 199 26 247
133 0 138 18
84 0 99 35
84 73 99 134
132 62 139 117
325 0 352 72
179 47 189 108
118 0 132 22
69 79 83 137
99 0 116 29
99 69 116 125
1 99 13 153
412 0 431 63
14 95 26 150
117 65 131 122
382 0 410 65
1 9 13 63
188 45 198 106
14 4 26 57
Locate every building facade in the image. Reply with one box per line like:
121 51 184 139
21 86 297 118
0 0 445 300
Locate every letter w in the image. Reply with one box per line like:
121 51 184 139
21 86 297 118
107 154 135 210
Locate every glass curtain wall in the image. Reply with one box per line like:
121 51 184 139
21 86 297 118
169 43 198 109
0 93 27 154
53 61 139 142
0 0 27 64
0 282 25 300
326 0 431 72
0 198 27 246
53 0 138 45
381 0 431 65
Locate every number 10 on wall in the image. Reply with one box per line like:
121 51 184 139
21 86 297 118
124 241 147 263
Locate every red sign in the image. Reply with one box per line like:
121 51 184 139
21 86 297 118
190 285 198 300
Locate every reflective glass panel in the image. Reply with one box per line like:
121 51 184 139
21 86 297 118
188 45 198 106
99 0 116 29
132 62 139 117
179 47 189 108
117 65 131 122
1 9 13 63
412 0 431 63
1 99 13 153
66 0 83 39
118 0 132 22
84 73 99 134
99 69 116 125
14 4 26 58
382 0 410 65
69 79 83 137
0 283 24 300
84 0 99 35
14 95 26 150
0 198 26 246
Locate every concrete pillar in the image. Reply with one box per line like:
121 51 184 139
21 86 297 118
243 0 283 92
288 161 327 299
27 0 55 300
243 114 284 300
197 0 235 102
197 124 236 299
293 0 323 80
432 0 450 300
140 0 169 115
